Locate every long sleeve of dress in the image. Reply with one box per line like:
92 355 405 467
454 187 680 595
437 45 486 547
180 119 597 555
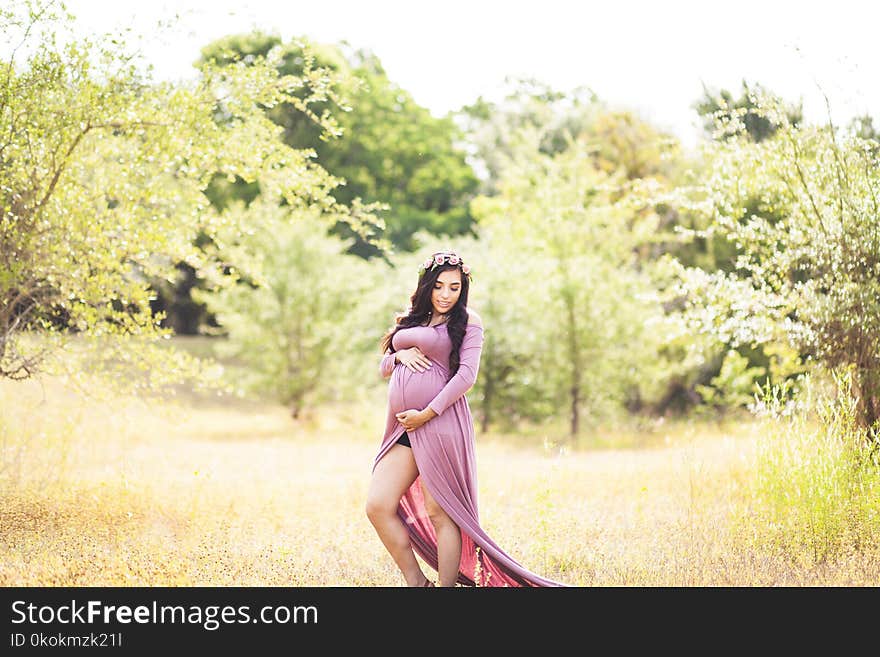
427 325 484 416
380 350 396 379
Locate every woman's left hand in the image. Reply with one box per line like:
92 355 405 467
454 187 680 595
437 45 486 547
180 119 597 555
395 408 431 431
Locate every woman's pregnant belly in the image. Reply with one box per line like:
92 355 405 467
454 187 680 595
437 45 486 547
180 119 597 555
388 364 449 413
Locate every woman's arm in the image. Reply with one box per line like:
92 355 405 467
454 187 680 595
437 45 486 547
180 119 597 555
426 323 484 416
380 350 396 379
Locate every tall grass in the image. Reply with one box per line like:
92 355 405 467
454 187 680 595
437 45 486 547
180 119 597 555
2 365 879 586
733 370 880 576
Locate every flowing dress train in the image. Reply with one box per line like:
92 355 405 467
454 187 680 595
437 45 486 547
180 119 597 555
372 318 568 587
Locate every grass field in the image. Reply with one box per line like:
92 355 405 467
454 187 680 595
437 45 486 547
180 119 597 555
2 369 879 587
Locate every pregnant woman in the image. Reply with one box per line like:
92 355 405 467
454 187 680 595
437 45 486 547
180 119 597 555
365 251 567 587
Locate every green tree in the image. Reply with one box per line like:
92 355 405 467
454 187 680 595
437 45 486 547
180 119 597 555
634 83 809 414
456 78 595 195
456 78 682 195
848 114 879 159
198 32 479 258
695 349 767 412
471 132 672 438
694 79 803 143
0 1 372 393
669 92 880 431
849 114 879 142
193 200 379 417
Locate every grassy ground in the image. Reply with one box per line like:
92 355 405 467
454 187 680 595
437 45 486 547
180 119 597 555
2 371 879 587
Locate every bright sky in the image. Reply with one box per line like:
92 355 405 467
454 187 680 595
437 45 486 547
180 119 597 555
50 1 880 147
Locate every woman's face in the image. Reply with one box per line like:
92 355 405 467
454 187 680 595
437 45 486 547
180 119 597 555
432 269 462 315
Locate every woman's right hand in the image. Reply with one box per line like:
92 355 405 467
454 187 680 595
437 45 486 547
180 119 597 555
396 347 433 373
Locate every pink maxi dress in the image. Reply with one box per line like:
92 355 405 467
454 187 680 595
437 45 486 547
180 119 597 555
372 317 568 587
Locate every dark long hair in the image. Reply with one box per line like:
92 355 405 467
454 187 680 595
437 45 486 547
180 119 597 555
380 257 471 380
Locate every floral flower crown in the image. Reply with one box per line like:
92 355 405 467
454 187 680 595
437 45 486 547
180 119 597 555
418 252 472 280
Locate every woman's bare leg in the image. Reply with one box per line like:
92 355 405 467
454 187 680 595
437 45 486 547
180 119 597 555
420 480 462 587
365 444 431 586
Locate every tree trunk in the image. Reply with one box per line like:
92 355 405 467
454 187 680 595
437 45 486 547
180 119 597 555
855 366 880 437
481 370 493 435
566 298 581 439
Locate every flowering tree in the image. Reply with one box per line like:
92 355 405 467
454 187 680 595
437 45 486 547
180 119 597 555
669 92 880 433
